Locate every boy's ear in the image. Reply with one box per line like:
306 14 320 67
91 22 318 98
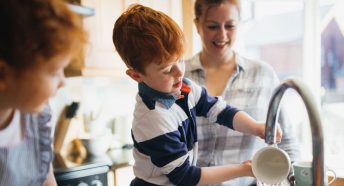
126 68 143 83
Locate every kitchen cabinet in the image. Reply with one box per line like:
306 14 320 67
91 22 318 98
66 0 185 78
66 0 125 78
68 3 95 17
112 164 134 186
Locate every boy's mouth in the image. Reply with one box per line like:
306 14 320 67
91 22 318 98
173 81 182 88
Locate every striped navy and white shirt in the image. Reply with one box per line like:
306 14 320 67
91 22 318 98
131 78 239 186
0 106 53 186
185 52 300 186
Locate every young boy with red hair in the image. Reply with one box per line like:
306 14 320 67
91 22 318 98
113 4 281 186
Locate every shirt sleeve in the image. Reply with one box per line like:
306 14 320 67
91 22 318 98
187 78 240 129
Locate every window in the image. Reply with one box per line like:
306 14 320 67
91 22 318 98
231 0 344 175
319 0 344 176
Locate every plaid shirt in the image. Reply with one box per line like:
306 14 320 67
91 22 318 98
185 52 299 186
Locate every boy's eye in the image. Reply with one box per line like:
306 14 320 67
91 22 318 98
163 69 172 74
162 59 183 74
162 66 173 74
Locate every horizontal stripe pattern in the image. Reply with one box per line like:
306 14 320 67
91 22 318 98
131 79 239 185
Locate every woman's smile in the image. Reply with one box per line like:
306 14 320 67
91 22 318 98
213 40 229 48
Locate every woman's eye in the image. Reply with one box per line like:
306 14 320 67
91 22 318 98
207 25 218 30
225 25 236 29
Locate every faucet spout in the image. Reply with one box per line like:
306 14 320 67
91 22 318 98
265 79 325 186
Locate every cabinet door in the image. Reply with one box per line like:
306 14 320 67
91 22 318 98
79 0 183 77
123 0 182 25
81 0 125 77
113 165 134 186
121 0 193 58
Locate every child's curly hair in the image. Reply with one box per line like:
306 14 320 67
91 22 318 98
0 0 87 71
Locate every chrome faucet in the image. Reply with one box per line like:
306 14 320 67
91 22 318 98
265 79 325 186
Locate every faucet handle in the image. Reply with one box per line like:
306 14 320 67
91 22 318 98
268 143 278 148
288 174 295 186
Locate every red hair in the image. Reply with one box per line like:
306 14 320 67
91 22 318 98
113 4 185 74
0 0 87 71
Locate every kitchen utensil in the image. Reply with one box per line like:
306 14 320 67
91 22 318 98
81 130 112 157
54 102 81 168
54 102 80 152
293 161 336 186
252 145 291 185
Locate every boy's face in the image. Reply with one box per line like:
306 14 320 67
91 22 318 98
2 56 70 113
128 58 185 94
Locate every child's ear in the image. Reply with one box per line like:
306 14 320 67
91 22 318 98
126 69 143 83
0 60 8 90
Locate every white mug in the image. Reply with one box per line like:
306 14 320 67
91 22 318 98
252 145 291 185
293 161 337 186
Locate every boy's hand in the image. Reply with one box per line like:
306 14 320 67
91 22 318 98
241 160 254 177
256 122 283 144
275 123 283 143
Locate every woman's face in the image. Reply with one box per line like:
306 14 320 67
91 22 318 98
196 2 239 58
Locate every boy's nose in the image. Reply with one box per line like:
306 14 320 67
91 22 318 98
174 67 183 77
174 63 184 78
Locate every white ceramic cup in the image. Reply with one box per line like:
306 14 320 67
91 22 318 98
293 161 337 186
252 145 291 185
81 129 111 157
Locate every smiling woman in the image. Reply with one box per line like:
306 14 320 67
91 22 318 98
184 1 300 185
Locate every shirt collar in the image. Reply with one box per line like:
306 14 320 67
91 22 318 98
187 51 246 73
138 82 184 109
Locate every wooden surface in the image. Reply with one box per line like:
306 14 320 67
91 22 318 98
329 176 344 186
182 0 195 59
